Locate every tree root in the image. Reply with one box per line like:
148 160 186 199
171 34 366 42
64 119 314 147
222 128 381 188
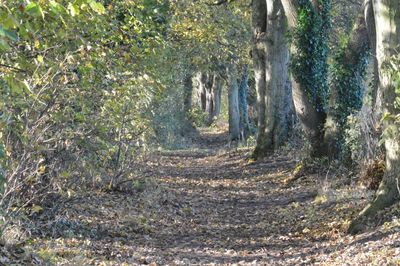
348 185 399 235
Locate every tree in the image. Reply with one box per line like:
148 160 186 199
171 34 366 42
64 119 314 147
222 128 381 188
252 0 293 158
227 64 241 141
251 0 268 156
324 10 370 158
238 65 250 139
281 0 332 158
349 0 400 234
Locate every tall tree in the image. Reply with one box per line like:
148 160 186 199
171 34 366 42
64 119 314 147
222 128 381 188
324 11 370 158
252 0 293 158
349 0 400 233
210 74 223 121
239 65 251 139
196 72 208 112
281 0 331 158
227 64 241 141
252 0 268 156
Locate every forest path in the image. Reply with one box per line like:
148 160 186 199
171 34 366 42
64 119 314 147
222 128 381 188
28 129 399 265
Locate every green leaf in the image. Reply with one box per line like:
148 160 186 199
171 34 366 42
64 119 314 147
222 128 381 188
0 145 4 158
25 2 45 19
2 14 19 29
0 26 18 42
5 76 31 95
0 38 11 51
68 3 80 17
49 1 67 16
88 0 106 15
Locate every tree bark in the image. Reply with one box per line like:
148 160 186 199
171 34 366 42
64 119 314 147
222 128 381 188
252 0 293 158
227 64 241 141
252 0 268 157
211 74 222 119
205 73 214 125
267 0 291 151
182 72 195 134
239 65 250 139
196 72 207 112
183 73 193 116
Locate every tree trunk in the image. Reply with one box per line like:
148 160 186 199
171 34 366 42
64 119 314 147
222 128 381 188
252 0 268 157
227 64 240 141
211 74 222 120
280 0 329 158
239 65 250 139
182 72 195 134
183 73 193 116
252 0 293 158
324 11 370 159
205 74 214 126
196 72 207 112
365 0 381 112
349 0 400 234
267 0 291 151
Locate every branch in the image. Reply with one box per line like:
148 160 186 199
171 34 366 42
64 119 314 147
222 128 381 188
207 0 236 6
0 63 26 73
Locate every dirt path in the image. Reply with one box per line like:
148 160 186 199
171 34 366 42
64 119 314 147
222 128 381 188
20 129 400 265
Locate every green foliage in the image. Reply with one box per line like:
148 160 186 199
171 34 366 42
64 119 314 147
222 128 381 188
291 0 332 112
170 0 251 68
330 36 370 127
188 106 209 127
0 0 169 215
329 30 370 157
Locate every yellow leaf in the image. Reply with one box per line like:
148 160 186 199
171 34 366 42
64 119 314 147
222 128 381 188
31 204 43 214
37 165 46 175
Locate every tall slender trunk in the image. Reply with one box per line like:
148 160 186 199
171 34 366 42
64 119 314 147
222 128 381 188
183 73 193 116
365 0 380 112
205 74 214 126
182 72 195 134
227 64 240 141
239 65 250 139
211 74 222 120
252 0 268 157
196 72 207 112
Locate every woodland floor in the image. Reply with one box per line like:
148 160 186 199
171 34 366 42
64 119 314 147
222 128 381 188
2 129 400 265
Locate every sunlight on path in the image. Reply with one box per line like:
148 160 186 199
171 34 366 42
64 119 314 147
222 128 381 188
27 130 400 265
